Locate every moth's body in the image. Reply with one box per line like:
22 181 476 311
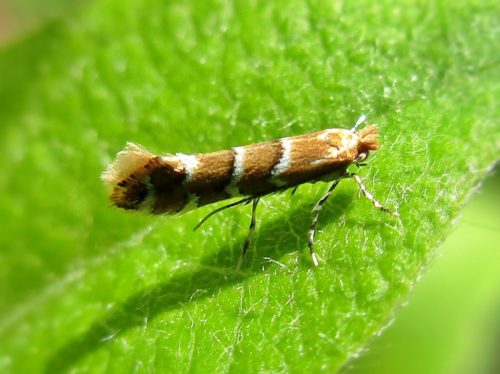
102 123 396 266
103 126 377 213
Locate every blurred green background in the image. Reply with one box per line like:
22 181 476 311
0 0 79 44
1 1 499 373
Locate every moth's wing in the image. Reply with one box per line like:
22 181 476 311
101 142 157 186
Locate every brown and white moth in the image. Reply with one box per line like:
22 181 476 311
102 117 398 267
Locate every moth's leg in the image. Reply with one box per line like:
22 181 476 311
345 173 399 216
237 197 260 270
193 197 254 231
291 186 299 196
309 180 341 266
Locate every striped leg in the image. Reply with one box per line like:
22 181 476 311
345 173 399 216
237 197 260 270
309 180 341 266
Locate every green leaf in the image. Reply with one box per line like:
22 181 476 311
0 0 498 372
347 172 500 374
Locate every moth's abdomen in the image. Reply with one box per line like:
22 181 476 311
183 150 235 206
177 141 284 208
232 140 283 195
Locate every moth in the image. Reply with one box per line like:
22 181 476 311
102 117 398 267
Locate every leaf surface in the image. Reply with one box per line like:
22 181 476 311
0 0 498 372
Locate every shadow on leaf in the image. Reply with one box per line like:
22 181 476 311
46 191 362 372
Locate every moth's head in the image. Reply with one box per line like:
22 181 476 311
355 125 379 163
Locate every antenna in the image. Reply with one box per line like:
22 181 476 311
351 114 367 131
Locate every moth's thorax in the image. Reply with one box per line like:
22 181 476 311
102 125 380 215
318 128 360 161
